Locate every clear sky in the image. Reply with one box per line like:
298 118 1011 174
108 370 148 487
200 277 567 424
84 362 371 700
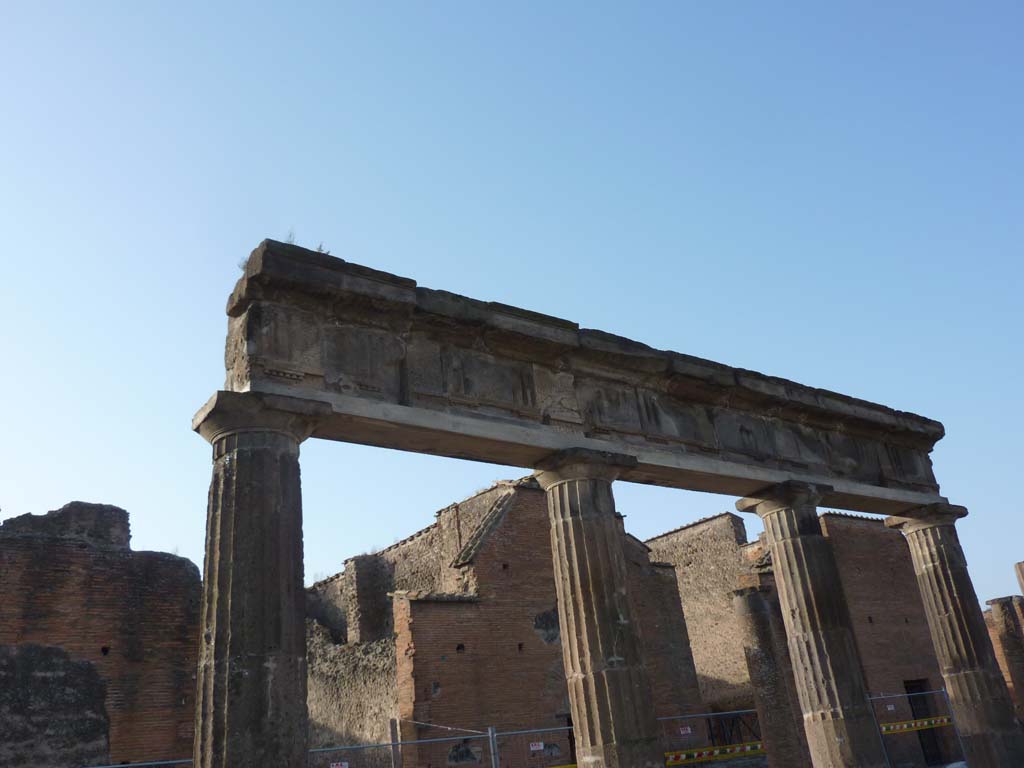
2 3 1021 601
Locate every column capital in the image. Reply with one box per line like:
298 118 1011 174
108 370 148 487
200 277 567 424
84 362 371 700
533 448 638 490
735 480 833 518
884 502 968 535
192 390 331 445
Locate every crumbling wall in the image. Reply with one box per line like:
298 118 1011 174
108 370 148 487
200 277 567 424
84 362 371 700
646 513 754 710
0 644 110 768
307 622 397 749
0 502 201 764
307 482 514 644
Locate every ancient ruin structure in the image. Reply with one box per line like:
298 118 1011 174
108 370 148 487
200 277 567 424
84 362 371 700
0 502 201 766
305 478 703 766
649 510 962 766
192 238 1023 768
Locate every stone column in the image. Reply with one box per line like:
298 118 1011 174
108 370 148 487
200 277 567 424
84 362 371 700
987 596 1024 719
736 481 887 768
887 504 1024 767
534 449 662 768
192 392 322 768
1016 562 1024 597
732 585 812 768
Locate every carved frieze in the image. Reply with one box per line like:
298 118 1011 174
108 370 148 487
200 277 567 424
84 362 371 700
220 240 946 505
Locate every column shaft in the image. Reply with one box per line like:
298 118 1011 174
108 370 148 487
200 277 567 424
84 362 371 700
538 453 661 768
194 429 308 768
892 509 1024 767
733 586 812 768
987 596 1024 720
739 484 887 768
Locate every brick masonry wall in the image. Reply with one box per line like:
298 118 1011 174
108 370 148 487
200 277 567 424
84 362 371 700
0 504 201 764
820 513 958 766
392 484 705 768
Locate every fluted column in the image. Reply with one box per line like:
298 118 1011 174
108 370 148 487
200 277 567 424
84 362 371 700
737 481 887 768
192 392 321 768
887 504 1024 767
987 596 1024 719
535 449 662 768
732 586 812 768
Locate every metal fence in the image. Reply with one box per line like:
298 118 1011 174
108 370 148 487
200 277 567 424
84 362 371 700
658 709 766 767
83 693 970 768
868 689 966 768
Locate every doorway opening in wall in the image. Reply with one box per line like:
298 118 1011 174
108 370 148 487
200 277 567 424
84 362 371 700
904 678 947 766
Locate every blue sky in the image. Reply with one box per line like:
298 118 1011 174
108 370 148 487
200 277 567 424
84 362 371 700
1 3 1021 601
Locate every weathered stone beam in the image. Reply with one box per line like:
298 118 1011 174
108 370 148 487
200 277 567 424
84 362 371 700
221 385 946 515
217 240 946 515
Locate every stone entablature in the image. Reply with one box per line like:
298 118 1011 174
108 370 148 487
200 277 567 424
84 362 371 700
218 239 945 514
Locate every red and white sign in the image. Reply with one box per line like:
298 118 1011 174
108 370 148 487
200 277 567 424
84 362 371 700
529 741 545 752
329 762 349 768
678 725 692 735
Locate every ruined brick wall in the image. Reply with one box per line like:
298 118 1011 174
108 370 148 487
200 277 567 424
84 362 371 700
0 644 110 768
307 483 514 644
393 486 570 768
0 503 201 764
646 513 754 710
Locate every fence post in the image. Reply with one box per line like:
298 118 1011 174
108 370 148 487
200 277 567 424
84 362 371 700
864 694 893 768
389 718 402 768
487 726 500 768
941 687 970 764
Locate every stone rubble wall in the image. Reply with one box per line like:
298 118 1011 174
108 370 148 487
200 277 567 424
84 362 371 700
0 644 110 768
306 622 397 750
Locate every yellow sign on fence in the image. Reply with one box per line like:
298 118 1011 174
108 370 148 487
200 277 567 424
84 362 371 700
664 741 766 765
879 715 952 734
